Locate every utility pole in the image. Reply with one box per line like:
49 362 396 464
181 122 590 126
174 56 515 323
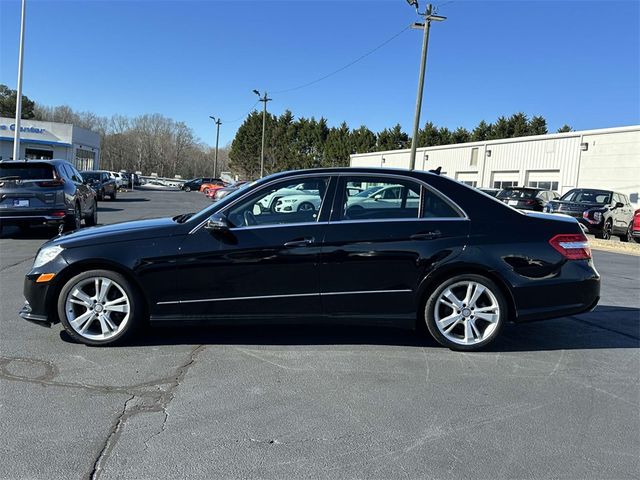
253 89 272 178
406 1 446 170
209 115 222 178
12 0 27 161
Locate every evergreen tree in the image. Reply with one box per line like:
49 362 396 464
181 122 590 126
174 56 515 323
350 125 376 154
557 124 573 133
324 122 351 166
471 120 492 141
528 115 548 135
0 84 36 119
418 121 439 147
508 112 529 138
451 127 471 144
490 116 510 139
376 124 410 151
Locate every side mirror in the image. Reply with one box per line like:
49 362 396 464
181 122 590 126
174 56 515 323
204 213 230 233
615 202 624 208
553 196 559 200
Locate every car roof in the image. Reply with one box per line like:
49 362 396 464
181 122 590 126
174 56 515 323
0 159 70 165
501 186 544 191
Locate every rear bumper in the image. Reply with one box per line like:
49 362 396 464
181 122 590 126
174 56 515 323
0 207 70 226
511 260 601 323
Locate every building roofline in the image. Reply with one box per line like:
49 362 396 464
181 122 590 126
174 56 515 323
351 124 640 158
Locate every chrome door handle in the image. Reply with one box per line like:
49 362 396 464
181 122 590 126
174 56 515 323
410 230 442 240
284 237 315 248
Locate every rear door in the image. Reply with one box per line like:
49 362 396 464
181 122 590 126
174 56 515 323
319 174 469 323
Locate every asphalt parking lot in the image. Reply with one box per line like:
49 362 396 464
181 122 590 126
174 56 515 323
0 189 638 480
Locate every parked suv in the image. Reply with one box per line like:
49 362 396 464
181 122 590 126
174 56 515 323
545 188 634 240
181 177 215 192
0 160 97 232
81 170 117 201
497 186 558 211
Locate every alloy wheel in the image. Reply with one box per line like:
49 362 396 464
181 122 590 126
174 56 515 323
602 221 612 240
298 202 315 212
63 276 131 341
432 280 501 346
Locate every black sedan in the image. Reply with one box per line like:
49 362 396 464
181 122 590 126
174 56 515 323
20 168 600 350
496 186 558 211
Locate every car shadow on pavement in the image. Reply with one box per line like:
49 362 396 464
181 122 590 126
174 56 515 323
59 305 639 351
97 206 124 212
0 225 58 240
116 197 150 202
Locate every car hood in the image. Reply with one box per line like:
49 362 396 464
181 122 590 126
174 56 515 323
52 217 179 248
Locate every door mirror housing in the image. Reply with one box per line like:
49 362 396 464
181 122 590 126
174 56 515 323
615 201 624 209
205 213 230 233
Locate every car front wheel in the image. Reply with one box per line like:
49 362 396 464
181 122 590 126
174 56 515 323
57 270 141 346
424 274 507 351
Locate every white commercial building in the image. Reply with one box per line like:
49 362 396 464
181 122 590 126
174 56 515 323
350 125 640 206
0 117 101 170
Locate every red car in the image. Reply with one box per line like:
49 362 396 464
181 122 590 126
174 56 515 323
632 209 640 243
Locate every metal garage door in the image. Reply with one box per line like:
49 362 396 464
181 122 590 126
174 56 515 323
491 171 519 189
526 170 560 191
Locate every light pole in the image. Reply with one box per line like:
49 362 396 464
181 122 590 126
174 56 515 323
209 115 221 178
406 1 446 170
253 89 272 178
12 0 27 161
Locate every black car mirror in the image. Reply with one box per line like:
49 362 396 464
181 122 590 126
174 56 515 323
615 202 624 208
205 213 230 233
553 196 559 200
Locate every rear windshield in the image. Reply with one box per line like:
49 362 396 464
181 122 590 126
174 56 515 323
497 188 537 199
561 189 611 204
0 163 55 180
82 172 101 181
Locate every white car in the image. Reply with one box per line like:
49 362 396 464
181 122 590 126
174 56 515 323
274 194 321 213
347 184 420 210
109 171 123 188
258 183 319 212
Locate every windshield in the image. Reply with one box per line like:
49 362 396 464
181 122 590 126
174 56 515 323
497 188 537 199
0 163 54 180
560 189 611 204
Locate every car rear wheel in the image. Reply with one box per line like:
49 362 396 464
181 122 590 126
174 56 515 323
184 186 191 192
97 190 104 201
110 189 117 200
57 270 141 346
85 201 98 226
424 274 506 351
597 220 613 240
64 203 82 232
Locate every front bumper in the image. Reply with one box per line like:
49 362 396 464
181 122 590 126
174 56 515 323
19 301 51 327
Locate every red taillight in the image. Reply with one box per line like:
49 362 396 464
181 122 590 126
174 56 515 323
51 211 66 217
549 233 591 260
525 199 535 205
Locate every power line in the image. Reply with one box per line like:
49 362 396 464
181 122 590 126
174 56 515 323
272 23 412 94
222 100 260 124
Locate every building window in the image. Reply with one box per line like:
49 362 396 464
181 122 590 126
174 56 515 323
493 180 518 189
461 180 477 187
25 148 53 160
75 149 95 171
470 148 478 166
528 180 559 190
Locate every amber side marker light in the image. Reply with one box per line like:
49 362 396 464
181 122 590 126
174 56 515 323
36 273 56 283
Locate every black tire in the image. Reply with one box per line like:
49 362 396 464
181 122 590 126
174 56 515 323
423 274 507 351
596 220 613 240
110 189 117 201
184 186 191 192
57 269 142 346
97 190 104 201
619 222 632 243
64 203 82 232
85 201 98 226
297 202 316 213
270 196 282 213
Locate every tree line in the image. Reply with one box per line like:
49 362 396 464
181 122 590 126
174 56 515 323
1 84 573 180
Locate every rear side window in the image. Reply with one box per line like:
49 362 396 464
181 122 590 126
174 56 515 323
339 176 462 221
0 163 54 180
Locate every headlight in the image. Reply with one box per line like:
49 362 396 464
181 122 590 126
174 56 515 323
33 245 64 269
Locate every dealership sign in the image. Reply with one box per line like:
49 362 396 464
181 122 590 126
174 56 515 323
0 123 46 134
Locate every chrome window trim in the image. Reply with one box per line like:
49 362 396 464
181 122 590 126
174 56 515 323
188 172 334 234
334 171 469 221
157 288 412 305
330 217 469 225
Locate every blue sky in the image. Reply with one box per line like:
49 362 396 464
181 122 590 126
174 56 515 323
1 0 638 147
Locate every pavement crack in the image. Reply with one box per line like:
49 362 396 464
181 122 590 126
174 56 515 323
0 256 33 272
89 394 135 480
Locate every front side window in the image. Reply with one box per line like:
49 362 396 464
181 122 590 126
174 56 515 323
561 189 611 205
226 177 330 228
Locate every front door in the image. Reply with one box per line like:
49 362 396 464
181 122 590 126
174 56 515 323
176 175 334 322
319 175 469 324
